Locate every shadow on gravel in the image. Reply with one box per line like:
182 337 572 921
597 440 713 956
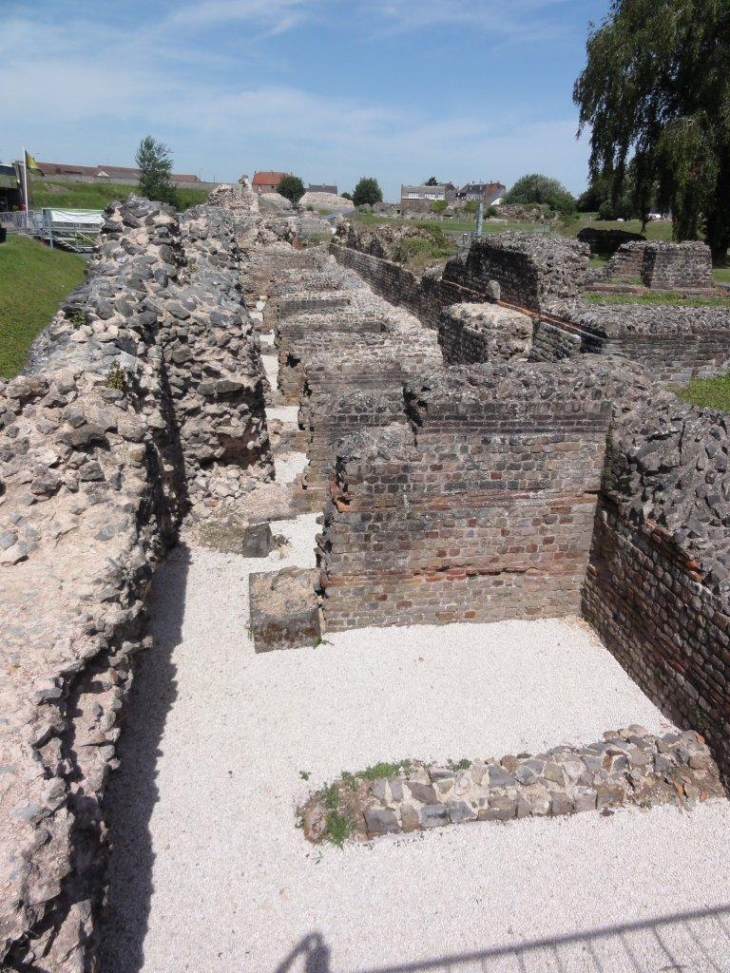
98 545 190 973
275 904 730 973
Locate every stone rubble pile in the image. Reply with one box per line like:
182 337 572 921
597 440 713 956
299 191 352 212
0 194 272 971
301 728 723 842
206 176 259 215
336 221 442 263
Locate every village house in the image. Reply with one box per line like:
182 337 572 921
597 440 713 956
454 181 506 205
252 171 289 194
307 183 338 195
36 161 202 185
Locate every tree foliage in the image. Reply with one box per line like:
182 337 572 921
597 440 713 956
352 177 383 207
425 176 439 186
135 136 178 207
276 174 305 203
502 174 576 215
577 166 649 220
574 0 730 259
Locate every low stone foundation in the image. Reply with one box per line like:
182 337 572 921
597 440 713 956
301 728 723 842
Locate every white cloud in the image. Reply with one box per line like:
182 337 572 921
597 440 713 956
375 0 576 38
168 0 321 33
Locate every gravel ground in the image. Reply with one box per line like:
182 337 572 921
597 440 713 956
274 449 308 485
268 405 300 425
100 536 730 973
262 352 278 384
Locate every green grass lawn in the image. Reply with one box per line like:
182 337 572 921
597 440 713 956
30 178 211 211
353 212 551 236
678 374 730 412
585 291 730 308
559 215 675 242
0 235 86 378
713 267 730 284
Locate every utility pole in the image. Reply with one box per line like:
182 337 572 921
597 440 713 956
476 201 484 239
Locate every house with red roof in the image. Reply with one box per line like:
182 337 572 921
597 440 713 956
252 171 288 194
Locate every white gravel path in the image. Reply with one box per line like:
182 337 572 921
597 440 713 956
262 352 278 386
274 449 308 485
101 540 730 973
268 405 300 426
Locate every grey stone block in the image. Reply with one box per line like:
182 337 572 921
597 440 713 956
364 807 399 836
249 568 321 652
420 804 450 828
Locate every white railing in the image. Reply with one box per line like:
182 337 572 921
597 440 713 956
0 208 103 252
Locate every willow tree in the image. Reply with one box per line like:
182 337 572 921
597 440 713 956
574 0 730 260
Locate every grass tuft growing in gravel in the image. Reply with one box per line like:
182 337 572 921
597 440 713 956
0 235 86 378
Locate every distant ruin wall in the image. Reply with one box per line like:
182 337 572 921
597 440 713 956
444 233 589 311
593 241 714 291
331 244 478 330
583 399 730 781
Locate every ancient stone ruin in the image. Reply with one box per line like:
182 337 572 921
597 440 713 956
1 190 730 970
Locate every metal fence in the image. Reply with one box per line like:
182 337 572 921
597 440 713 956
0 209 102 252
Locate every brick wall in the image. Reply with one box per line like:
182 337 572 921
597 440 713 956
582 399 730 781
319 361 630 631
331 244 481 330
545 299 730 382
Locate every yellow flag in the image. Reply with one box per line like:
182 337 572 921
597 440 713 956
25 151 43 175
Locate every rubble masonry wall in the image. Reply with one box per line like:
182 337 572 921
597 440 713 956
0 190 272 971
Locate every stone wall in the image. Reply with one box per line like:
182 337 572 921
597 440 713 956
593 241 714 291
443 232 590 310
318 360 637 631
583 397 730 781
0 195 272 971
438 303 533 365
545 299 730 382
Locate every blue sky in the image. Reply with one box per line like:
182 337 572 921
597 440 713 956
2 0 610 201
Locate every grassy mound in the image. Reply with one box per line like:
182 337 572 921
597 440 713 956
30 178 211 211
0 235 86 378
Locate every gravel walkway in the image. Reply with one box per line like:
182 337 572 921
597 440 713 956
100 538 730 973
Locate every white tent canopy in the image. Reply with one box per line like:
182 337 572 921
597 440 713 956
46 208 104 225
